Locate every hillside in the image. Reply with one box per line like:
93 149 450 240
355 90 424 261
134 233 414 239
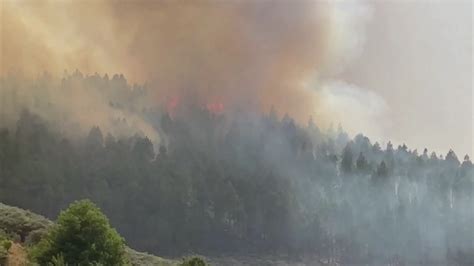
0 202 321 266
0 203 176 266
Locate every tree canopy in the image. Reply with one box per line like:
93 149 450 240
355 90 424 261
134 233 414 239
32 200 126 265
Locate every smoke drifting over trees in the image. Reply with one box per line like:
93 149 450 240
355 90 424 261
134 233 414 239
2 0 373 124
0 74 473 265
0 72 160 143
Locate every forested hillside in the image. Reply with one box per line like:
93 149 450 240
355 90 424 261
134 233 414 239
0 73 473 265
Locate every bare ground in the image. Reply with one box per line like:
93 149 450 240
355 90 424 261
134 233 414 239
6 243 27 266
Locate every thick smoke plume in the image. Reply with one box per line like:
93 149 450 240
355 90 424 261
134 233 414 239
1 0 371 124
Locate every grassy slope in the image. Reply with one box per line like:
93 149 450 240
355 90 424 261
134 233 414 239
0 203 176 266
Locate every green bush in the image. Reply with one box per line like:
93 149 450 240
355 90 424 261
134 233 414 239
0 230 11 263
32 199 127 265
0 240 9 264
2 240 11 251
25 228 49 246
179 256 207 266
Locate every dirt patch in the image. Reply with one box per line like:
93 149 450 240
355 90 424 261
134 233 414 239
6 243 28 266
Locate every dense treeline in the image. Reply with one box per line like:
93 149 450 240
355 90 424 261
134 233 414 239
0 74 472 265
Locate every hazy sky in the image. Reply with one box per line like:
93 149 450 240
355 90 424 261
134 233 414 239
340 0 472 157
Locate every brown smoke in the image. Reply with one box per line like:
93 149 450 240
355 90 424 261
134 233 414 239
1 0 368 122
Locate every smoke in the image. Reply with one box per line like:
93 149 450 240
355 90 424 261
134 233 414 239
316 81 390 142
0 73 161 143
1 0 373 125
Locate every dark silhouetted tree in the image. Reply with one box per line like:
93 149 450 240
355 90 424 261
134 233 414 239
341 142 353 174
445 149 460 166
356 152 369 173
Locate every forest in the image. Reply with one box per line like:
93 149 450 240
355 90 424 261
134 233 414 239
0 73 473 265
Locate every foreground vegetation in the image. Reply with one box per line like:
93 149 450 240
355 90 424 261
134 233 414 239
0 201 207 265
31 200 127 265
0 202 52 264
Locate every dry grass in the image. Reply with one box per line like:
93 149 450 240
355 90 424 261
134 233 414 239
6 243 27 266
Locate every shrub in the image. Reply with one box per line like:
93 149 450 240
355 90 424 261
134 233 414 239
0 240 10 264
32 199 127 265
0 203 52 242
179 256 207 266
2 240 11 251
0 231 11 263
25 228 49 246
